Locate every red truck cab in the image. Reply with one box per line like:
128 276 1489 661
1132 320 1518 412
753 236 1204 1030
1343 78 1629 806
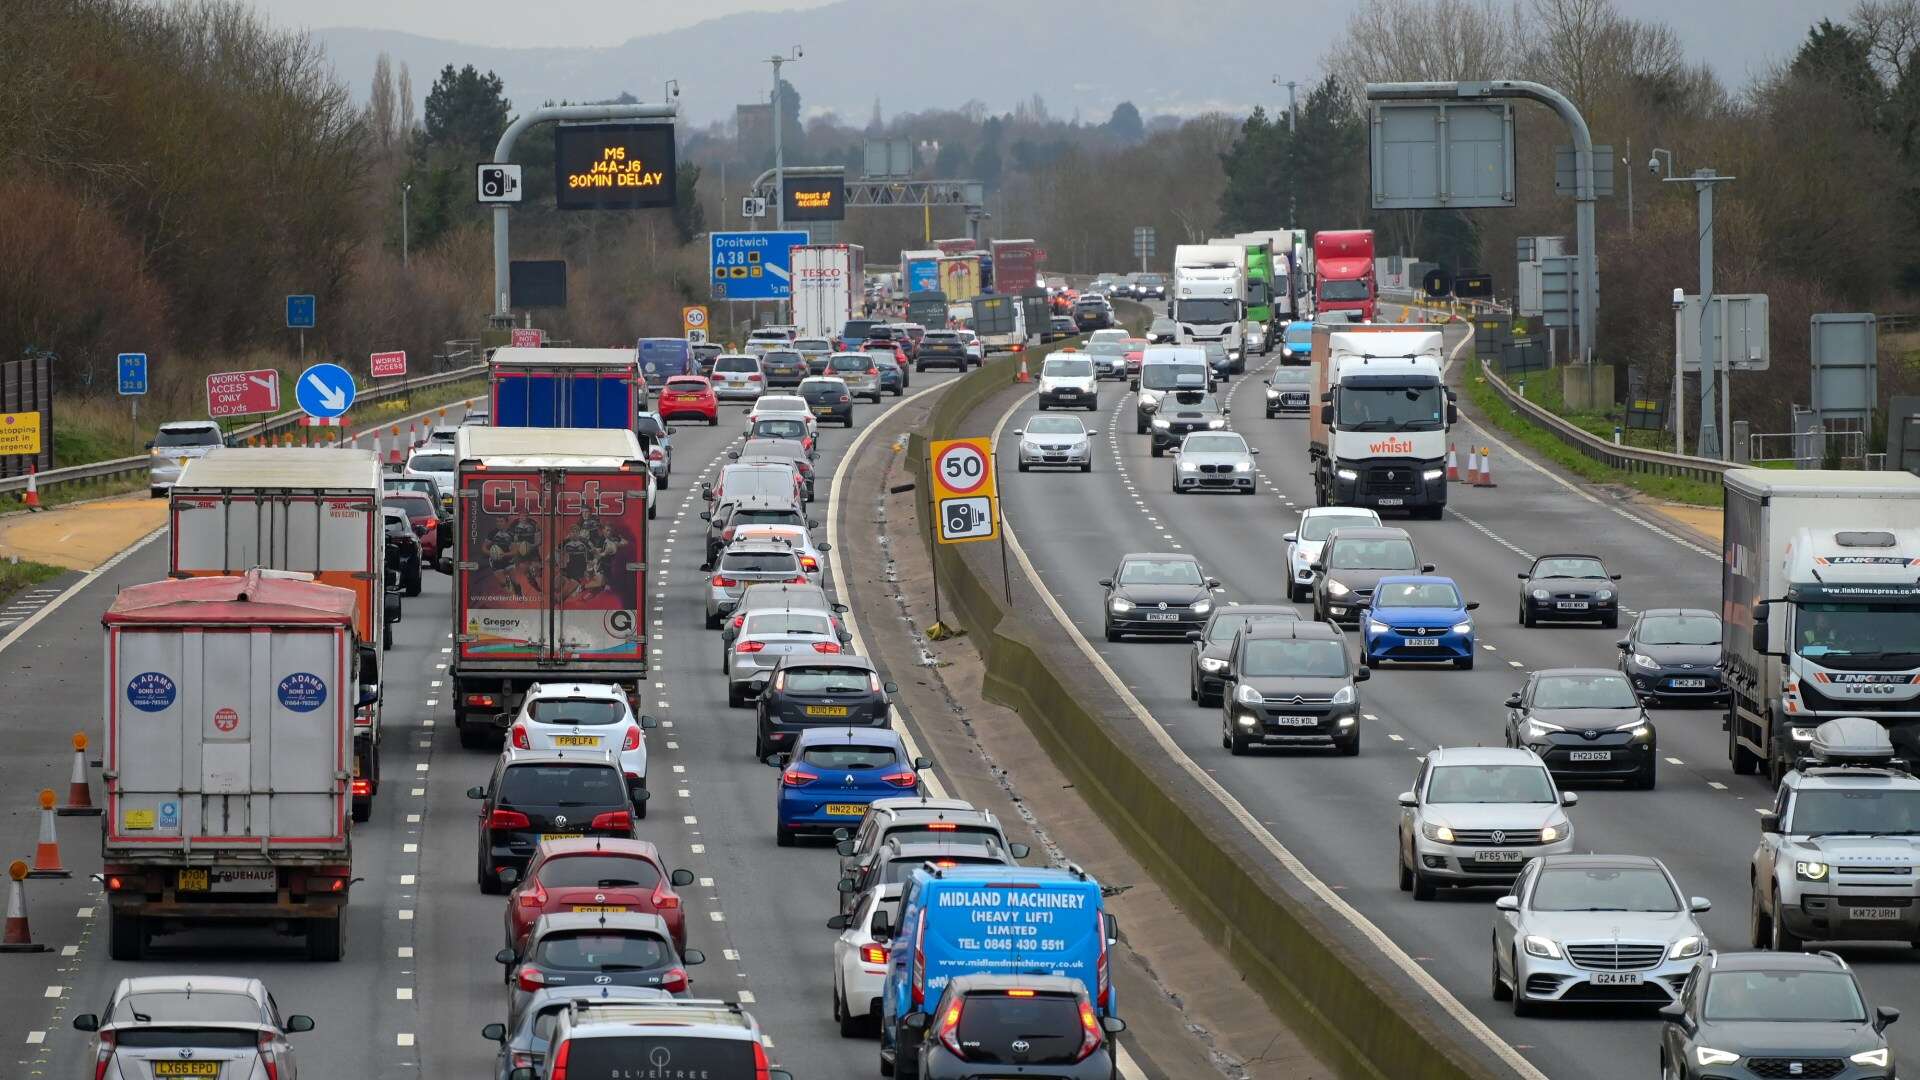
1313 230 1377 322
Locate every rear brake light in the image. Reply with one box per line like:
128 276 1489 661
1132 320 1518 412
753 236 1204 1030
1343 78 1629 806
720 528 735 542
93 1030 115 1080
258 1031 280 1080
711 574 738 588
488 809 531 830
911 910 928 1006
1007 988 1036 996
550 1037 570 1080
1075 1000 1102 1062
660 966 689 993
839 395 851 403
510 724 530 750
465 693 499 709
883 770 918 788
780 768 814 787
927 822 956 831
517 878 548 908
737 640 766 653
590 810 632 831
860 943 888 964
747 373 763 381
351 779 371 797
937 995 966 1059
811 641 842 653
651 880 681 910
516 967 547 992
792 576 814 586
731 615 745 630
799 556 819 571
623 727 641 751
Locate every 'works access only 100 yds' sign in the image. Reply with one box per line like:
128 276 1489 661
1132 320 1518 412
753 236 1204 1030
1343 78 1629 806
553 122 678 211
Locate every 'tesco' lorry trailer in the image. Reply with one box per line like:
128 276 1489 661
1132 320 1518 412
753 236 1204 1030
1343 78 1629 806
102 570 361 961
1722 469 1920 782
1307 323 1454 516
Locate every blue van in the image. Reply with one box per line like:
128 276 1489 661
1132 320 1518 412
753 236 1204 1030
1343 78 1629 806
878 864 1115 1077
637 337 693 386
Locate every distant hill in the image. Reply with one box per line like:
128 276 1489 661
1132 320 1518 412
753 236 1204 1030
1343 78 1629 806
314 0 1285 125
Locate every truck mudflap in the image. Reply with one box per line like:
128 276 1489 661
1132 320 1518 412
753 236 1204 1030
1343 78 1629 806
351 719 379 823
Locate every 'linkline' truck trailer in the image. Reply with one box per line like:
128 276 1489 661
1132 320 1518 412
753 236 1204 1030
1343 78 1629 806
1722 469 1920 782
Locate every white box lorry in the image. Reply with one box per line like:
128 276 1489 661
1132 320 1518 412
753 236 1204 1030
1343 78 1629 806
1723 469 1920 782
792 243 865 341
101 570 361 961
1307 324 1454 517
1171 244 1247 359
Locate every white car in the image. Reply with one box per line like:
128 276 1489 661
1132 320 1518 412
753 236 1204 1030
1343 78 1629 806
1283 507 1382 602
1036 353 1099 411
727 607 844 707
831 883 903 1037
1014 415 1095 473
509 683 659 814
744 327 794 356
1171 430 1258 494
1087 328 1130 350
1397 746 1576 901
956 330 984 363
148 420 226 496
746 395 818 438
403 447 457 512
710 354 766 400
421 422 460 449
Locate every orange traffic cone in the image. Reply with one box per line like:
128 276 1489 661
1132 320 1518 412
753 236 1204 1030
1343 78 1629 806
59 733 100 817
0 860 48 952
386 426 403 467
1445 444 1460 482
22 466 40 512
1016 355 1031 384
1463 447 1481 486
28 790 68 878
1475 446 1498 488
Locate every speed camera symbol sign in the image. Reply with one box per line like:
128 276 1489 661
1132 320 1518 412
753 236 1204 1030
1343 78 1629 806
940 497 994 541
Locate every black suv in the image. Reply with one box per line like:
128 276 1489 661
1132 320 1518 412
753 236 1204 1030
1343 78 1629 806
915 331 970 372
1218 621 1366 756
468 749 645 894
1659 950 1898 1080
749 654 897 759
1072 297 1114 331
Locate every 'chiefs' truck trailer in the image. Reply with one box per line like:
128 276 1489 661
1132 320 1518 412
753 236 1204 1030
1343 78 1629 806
451 427 650 749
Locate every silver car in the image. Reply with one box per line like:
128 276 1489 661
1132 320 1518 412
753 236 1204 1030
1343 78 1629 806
1014 415 1095 473
482 986 670 1080
73 974 314 1079
1397 746 1577 900
148 420 226 496
826 352 882 402
728 607 845 707
708 540 808 636
1171 430 1259 494
1492 854 1709 1013
710 354 765 400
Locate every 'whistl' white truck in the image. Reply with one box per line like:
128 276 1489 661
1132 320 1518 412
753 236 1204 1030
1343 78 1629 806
1723 469 1920 782
1307 323 1453 517
1171 244 1247 359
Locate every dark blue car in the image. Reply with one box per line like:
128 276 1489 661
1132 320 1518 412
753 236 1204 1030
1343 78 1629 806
766 727 929 846
1361 575 1478 669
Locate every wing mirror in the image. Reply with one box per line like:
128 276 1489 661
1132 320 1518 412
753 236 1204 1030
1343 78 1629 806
904 1012 930 1031
1250 447 1261 455
495 947 517 965
286 1015 315 1033
728 450 741 459
763 752 791 769
1560 792 1579 807
482 1022 506 1043
1420 563 1435 573
1689 896 1712 913
699 511 712 522
837 877 858 894
808 518 822 529
498 867 520 886
1097 578 1113 588
1494 895 1520 911
836 840 857 857
883 681 899 695
1354 667 1370 682
701 483 713 501
1185 630 1203 642
72 1014 99 1032
466 786 487 800
1610 573 1623 581
1012 428 1024 436
1517 572 1529 580
1009 842 1031 859
1616 638 1632 651
1397 791 1417 808
1101 1015 1127 1035
1308 562 1325 573
1464 602 1480 611
1504 692 1523 708
1658 1003 1690 1029
1759 812 1781 834
1207 577 1222 589
1876 1005 1901 1031
684 949 706 966
912 756 933 771
671 868 695 887
640 714 660 729
827 913 851 930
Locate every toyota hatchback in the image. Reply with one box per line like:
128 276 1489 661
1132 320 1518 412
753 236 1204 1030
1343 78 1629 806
766 727 928 846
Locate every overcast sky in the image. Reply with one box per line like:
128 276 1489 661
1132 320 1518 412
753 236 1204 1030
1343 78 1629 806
243 0 1849 90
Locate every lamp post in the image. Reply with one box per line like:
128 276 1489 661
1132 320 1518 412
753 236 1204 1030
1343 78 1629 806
1271 76 1298 222
768 46 803 232
401 183 411 269
1651 148 1737 458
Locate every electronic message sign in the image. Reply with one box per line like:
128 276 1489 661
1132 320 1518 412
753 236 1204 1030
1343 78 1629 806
783 175 846 221
553 123 677 211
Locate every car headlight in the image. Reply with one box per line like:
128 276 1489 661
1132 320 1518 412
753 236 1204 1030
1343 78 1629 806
1421 821 1455 843
1234 461 1252 472
1632 652 1660 670
1452 620 1473 634
1191 598 1213 615
1235 682 1263 706
1525 718 1565 739
1694 1047 1740 1068
1789 725 1817 741
1522 935 1562 959
1368 620 1391 635
1227 350 1241 360
1198 657 1228 673
1330 685 1355 705
1178 460 1199 471
1336 467 1358 481
1796 860 1829 881
1265 387 1279 399
1851 1048 1891 1068
1152 417 1170 429
1617 721 1652 740
1021 440 1040 453
1541 822 1567 843
1531 589 1549 600
1109 597 1134 613
1326 579 1351 597
1206 418 1226 429
1667 935 1704 960
1422 468 1445 481
1596 589 1614 601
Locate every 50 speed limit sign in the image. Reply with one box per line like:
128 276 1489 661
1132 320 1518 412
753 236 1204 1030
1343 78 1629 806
929 438 998 543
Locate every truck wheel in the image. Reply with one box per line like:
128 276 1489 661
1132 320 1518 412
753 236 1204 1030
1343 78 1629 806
352 796 372 823
108 910 146 961
306 914 344 961
383 625 393 650
457 720 488 751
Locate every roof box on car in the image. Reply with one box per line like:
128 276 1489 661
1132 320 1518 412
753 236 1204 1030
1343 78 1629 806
1805 717 1901 768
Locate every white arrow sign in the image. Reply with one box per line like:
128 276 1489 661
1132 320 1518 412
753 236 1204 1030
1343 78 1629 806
306 372 348 412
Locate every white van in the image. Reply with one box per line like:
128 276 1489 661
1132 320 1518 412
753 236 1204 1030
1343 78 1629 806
1133 346 1213 433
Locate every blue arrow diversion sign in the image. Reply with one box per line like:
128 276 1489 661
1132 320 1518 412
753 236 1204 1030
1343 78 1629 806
296 362 357 419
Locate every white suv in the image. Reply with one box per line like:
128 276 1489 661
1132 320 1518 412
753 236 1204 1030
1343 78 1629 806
148 421 225 496
1036 353 1099 412
509 683 659 815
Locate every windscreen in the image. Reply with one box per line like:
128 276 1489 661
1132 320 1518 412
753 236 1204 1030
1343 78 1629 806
1329 538 1416 570
1532 674 1639 709
1534 557 1609 578
1206 613 1297 643
527 699 628 726
1789 788 1920 835
537 854 663 889
1088 341 1128 356
953 991 1085 1064
1177 298 1238 323
1427 765 1556 804
1241 639 1348 678
1335 385 1445 431
1025 417 1083 436
154 427 222 448
1285 324 1313 346
1374 582 1461 609
1182 434 1245 455
1530 867 1678 912
1794 603 1920 669
564 1038 753 1076
1117 558 1204 586
1300 514 1376 542
1321 280 1370 301
534 931 669 970
1704 971 1865 1022
802 745 899 770
1271 368 1313 385
1142 362 1208 391
1044 358 1094 378
1637 615 1722 646
499 765 625 806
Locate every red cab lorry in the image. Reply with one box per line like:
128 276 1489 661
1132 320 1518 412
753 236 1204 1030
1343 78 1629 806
1313 230 1377 322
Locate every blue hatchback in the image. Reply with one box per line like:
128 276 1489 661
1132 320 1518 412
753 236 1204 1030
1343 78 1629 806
767 727 928 846
1362 575 1478 669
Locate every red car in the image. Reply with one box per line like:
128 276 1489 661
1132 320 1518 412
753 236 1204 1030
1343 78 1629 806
503 837 695 956
383 488 443 561
861 338 909 367
1123 337 1149 375
658 375 719 425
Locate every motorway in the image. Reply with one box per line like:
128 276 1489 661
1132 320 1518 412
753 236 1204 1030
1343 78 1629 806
992 306 1920 1078
0 363 1144 1080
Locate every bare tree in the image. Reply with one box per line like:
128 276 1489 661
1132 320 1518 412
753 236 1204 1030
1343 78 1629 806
368 51 396 148
1853 0 1920 87
1526 0 1688 116
1326 0 1528 93
397 62 416 142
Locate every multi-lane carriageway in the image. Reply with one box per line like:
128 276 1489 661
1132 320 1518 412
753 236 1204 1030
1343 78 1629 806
992 302 1920 1080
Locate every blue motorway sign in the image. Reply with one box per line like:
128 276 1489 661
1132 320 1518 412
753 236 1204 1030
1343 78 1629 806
709 230 808 301
117 353 148 396
286 294 316 329
296 362 357 419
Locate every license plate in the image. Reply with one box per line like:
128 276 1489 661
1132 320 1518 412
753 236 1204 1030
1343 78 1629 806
154 1064 220 1078
1852 907 1903 921
1474 849 1524 863
1403 638 1440 647
814 408 832 415
1557 601 1589 610
1670 678 1707 688
824 803 868 816
1057 390 1078 396
1145 612 1180 621
176 869 210 891
572 905 628 913
1376 497 1404 506
1270 716 1318 726
552 735 601 747
804 705 850 717
1568 750 1612 762
541 833 583 842
1592 972 1643 986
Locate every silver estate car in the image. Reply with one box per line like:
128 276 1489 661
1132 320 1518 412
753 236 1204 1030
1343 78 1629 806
1397 746 1577 900
708 541 809 644
1491 854 1709 1014
1014 414 1095 472
148 420 226 496
73 975 315 1080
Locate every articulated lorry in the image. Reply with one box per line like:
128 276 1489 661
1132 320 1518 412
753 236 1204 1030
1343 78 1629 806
1313 230 1377 322
169 448 398 823
901 250 942 297
1307 323 1453 516
937 254 983 303
1235 229 1305 323
1171 244 1248 360
451 426 650 749
792 244 866 342
102 570 362 961
1208 237 1280 354
1722 470 1920 782
490 347 645 430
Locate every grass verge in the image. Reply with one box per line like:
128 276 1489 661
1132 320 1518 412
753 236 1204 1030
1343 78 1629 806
0 559 65 605
1464 366 1724 507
